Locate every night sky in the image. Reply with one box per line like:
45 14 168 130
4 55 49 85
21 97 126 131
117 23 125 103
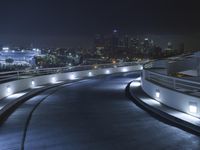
0 0 200 48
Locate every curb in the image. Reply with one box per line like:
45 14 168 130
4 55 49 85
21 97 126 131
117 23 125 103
126 81 200 136
0 80 83 125
0 72 131 125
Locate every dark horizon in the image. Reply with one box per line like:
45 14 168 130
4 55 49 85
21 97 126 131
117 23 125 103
0 0 200 49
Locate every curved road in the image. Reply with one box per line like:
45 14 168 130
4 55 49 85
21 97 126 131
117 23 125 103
0 72 199 150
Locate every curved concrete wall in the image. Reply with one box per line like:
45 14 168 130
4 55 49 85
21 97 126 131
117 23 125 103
0 65 141 100
142 70 200 118
167 58 197 75
152 59 168 68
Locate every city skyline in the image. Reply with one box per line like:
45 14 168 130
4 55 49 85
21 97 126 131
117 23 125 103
0 32 200 50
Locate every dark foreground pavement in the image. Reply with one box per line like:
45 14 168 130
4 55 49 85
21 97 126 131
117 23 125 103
0 72 199 150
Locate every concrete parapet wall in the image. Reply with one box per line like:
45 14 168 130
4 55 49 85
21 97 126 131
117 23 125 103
0 65 141 100
142 70 200 118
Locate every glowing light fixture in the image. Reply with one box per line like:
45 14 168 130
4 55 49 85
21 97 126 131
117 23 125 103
52 77 56 83
156 90 160 98
88 72 93 77
122 68 128 72
7 85 12 94
70 74 76 80
31 80 35 86
105 70 110 74
189 103 198 114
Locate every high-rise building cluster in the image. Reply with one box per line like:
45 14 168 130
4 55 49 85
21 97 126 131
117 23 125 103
94 30 186 59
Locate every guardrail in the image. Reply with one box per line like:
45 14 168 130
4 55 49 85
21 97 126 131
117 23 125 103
144 69 200 95
143 55 200 95
143 59 168 69
142 56 200 118
144 70 200 91
0 62 139 83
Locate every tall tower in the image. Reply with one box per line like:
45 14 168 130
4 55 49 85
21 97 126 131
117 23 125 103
111 29 119 50
167 42 173 50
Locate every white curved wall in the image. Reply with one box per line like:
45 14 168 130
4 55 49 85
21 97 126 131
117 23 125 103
0 65 141 100
167 58 197 75
142 70 200 118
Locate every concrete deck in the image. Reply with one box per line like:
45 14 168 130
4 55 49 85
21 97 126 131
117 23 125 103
0 73 199 150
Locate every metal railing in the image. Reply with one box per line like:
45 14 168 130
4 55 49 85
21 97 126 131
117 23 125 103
0 61 140 83
144 66 200 95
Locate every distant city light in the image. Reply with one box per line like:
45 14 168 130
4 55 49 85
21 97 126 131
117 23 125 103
94 65 98 69
112 60 116 64
2 47 9 51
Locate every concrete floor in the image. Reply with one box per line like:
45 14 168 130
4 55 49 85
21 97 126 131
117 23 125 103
0 72 199 150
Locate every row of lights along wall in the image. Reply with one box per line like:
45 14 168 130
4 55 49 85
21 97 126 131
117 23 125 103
5 66 135 97
155 89 198 114
132 75 199 117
